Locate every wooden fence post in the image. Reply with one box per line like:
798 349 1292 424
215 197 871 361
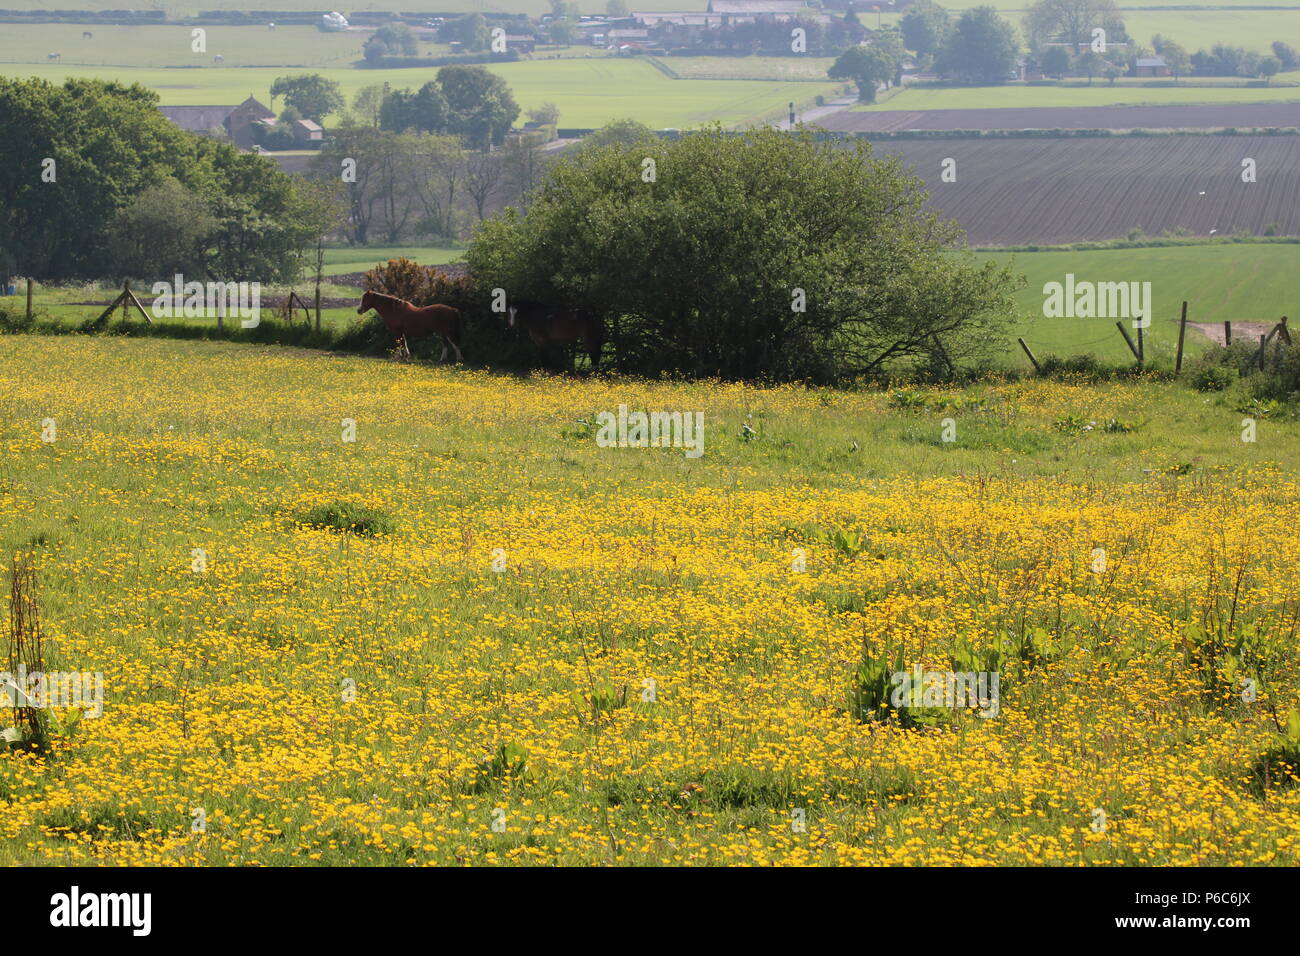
1017 337 1041 373
26 278 32 322
1224 321 1232 346
1136 322 1144 366
1175 301 1188 375
1277 316 1291 346
1116 322 1141 361
1256 334 1268 371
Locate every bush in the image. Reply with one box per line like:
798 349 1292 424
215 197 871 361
296 502 395 536
466 126 1018 383
1189 363 1236 392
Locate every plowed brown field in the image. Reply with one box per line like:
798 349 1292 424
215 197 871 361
871 135 1300 244
824 103 1300 132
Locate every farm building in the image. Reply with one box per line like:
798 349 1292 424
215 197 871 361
292 119 324 146
504 34 537 53
633 11 728 26
158 96 274 150
1133 55 1170 77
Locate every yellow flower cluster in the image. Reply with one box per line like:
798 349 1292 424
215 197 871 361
0 335 1296 865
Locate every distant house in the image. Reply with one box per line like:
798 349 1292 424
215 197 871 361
608 28 650 42
633 11 727 26
292 119 324 146
1134 55 1170 77
157 96 275 150
503 34 537 54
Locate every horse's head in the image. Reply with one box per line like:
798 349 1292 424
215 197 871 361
357 291 374 315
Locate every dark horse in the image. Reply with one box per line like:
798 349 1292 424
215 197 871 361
358 290 463 363
507 299 603 372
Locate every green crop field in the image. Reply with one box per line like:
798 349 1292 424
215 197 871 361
0 58 837 127
0 24 368 68
654 55 837 81
983 243 1300 366
322 245 464 276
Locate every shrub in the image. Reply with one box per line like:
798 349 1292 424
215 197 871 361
1190 363 1236 392
296 502 395 536
467 126 1018 383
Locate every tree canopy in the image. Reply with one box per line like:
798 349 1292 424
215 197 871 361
467 126 1017 383
0 77 322 280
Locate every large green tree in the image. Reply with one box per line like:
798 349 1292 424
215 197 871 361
269 74 345 123
438 64 519 148
0 78 320 280
467 127 1017 382
1024 0 1126 54
937 7 1020 83
901 0 951 58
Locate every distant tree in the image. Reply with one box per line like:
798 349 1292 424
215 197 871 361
829 44 896 101
351 85 386 127
1024 0 1125 54
528 102 561 126
375 22 418 55
1162 41 1189 81
439 64 520 149
580 118 654 149
1272 40 1298 70
606 0 630 16
1102 59 1121 84
270 74 344 123
549 0 581 45
844 3 861 26
1075 48 1104 83
380 81 450 134
1260 55 1281 84
362 36 388 63
1041 45 1070 78
443 13 491 52
937 7 1019 83
900 0 950 58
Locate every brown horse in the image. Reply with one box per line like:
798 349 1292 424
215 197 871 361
358 290 463 363
507 299 603 372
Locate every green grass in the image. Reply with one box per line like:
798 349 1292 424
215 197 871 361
0 24 369 68
322 246 464 277
984 243 1300 366
6 244 1295 369
0 58 837 128
1 331 1298 865
653 55 837 81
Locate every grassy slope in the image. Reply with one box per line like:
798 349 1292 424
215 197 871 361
986 244 1300 365
0 333 1297 865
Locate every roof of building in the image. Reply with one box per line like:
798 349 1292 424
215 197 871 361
1135 56 1167 67
294 119 323 131
707 0 809 12
157 105 235 132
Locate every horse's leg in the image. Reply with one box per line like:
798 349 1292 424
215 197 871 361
438 340 448 363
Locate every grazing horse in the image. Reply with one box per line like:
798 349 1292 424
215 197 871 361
507 299 603 372
357 290 463 363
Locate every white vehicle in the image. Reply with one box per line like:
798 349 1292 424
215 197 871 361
320 11 349 32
